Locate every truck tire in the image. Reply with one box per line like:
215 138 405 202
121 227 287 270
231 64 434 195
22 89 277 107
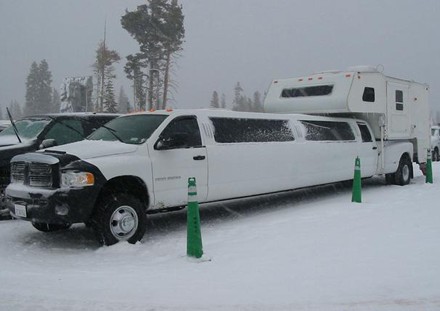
92 193 147 246
32 222 71 232
394 155 412 186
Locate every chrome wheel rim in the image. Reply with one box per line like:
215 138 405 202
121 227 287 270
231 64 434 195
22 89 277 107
109 205 138 241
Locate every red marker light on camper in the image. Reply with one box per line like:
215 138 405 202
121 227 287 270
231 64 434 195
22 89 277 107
318 77 323 80
345 74 352 78
308 77 313 81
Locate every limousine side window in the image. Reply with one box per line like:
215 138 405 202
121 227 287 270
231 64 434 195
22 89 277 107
156 116 202 149
210 118 294 143
357 123 373 142
300 120 355 141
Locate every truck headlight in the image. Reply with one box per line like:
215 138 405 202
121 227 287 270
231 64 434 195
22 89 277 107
61 171 95 187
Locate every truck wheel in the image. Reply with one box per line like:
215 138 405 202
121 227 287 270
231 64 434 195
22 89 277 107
434 148 439 162
32 222 71 232
394 155 412 186
92 193 147 246
385 173 395 184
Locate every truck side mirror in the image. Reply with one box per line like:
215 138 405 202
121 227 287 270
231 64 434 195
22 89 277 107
39 139 57 149
155 133 189 150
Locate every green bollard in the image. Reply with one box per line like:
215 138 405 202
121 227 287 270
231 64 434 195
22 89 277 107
426 149 433 184
187 177 203 258
352 157 362 203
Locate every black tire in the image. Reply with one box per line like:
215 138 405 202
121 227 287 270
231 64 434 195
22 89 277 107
32 222 71 232
394 155 412 186
91 193 147 246
434 148 439 162
385 173 395 184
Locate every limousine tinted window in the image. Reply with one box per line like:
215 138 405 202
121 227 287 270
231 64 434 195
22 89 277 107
210 118 294 143
301 120 355 141
281 85 333 98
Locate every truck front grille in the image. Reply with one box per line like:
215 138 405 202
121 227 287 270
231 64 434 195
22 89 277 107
29 163 52 187
11 162 26 184
11 161 54 188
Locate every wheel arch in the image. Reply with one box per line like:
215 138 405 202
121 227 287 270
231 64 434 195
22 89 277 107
95 176 150 211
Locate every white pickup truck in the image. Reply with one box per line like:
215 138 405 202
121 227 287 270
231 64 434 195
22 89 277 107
6 109 414 245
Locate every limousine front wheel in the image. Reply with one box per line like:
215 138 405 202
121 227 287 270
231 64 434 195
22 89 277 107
394 155 412 186
92 193 147 246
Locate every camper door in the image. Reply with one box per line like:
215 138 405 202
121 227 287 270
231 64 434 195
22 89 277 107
386 82 410 139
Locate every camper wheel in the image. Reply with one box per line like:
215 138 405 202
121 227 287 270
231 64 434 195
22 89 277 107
433 148 439 162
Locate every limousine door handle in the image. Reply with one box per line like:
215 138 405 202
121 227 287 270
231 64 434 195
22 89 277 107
193 155 206 161
372 146 378 150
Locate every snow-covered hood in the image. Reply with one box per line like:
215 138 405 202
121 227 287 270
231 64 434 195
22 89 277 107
0 135 32 148
44 140 138 160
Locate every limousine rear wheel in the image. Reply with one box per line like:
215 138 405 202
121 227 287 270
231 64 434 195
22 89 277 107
92 193 147 246
394 155 412 186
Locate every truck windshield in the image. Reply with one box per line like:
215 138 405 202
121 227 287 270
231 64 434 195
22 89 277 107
88 114 168 145
0 118 50 140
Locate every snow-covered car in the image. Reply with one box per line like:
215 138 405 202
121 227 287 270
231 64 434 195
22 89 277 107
431 125 440 161
0 113 119 219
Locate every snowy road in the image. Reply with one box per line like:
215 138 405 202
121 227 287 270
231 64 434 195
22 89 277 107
1 164 440 310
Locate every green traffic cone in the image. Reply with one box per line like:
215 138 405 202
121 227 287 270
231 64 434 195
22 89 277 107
426 149 433 184
187 177 203 258
352 157 362 203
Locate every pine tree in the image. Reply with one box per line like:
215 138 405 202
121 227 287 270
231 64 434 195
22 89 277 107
210 91 220 108
92 41 120 112
37 59 53 113
121 0 185 110
232 82 248 111
9 100 22 119
252 91 263 112
118 86 130 113
24 62 39 116
221 93 227 109
24 60 53 115
51 88 61 112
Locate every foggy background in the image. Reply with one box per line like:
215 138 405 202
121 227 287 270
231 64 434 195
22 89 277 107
1 0 439 118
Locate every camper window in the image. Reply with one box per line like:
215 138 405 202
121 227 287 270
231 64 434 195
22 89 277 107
362 87 375 102
395 90 404 111
300 120 355 141
281 85 333 98
210 118 294 143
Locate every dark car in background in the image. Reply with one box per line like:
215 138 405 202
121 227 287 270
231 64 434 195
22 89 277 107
0 113 119 219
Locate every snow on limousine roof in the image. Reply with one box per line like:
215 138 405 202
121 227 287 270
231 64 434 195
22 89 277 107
122 108 363 123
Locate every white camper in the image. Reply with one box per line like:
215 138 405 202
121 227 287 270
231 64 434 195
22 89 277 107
264 66 430 171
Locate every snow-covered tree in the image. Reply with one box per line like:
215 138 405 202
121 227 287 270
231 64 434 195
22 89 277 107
92 41 120 112
118 86 130 113
121 0 185 110
25 60 53 116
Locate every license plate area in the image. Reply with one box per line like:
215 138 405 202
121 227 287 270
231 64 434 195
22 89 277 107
14 204 27 218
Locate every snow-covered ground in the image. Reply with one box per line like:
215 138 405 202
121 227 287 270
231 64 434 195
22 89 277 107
1 163 440 311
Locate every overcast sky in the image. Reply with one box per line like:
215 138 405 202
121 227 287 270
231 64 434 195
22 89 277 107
1 0 439 113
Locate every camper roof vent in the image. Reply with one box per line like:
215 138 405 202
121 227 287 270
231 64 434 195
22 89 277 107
347 65 379 73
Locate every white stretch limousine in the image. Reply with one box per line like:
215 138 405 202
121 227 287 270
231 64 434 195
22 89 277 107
6 109 413 245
